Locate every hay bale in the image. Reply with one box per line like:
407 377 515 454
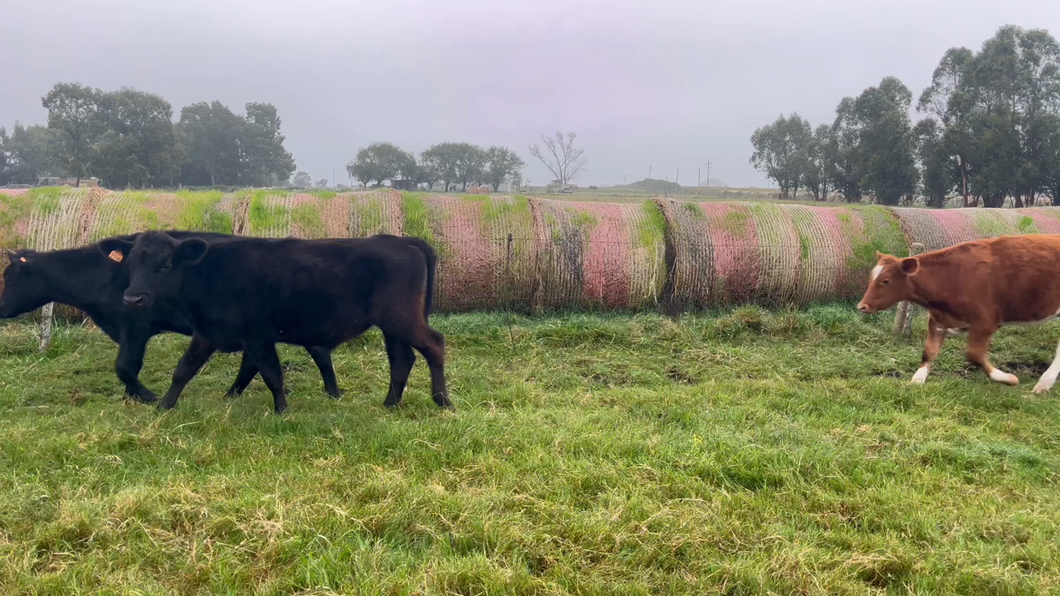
655 200 800 308
531 198 666 311
892 207 1029 251
245 191 326 238
1014 208 1060 234
406 194 537 312
347 190 404 237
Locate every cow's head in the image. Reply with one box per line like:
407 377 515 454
857 251 919 314
0 250 51 318
100 231 208 309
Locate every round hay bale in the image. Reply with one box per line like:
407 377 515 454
347 190 404 238
893 207 1030 252
531 198 666 311
1015 207 1060 234
783 205 849 305
845 205 909 295
653 200 801 308
406 194 537 312
652 198 713 310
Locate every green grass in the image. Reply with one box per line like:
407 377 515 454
176 191 232 234
402 192 433 244
1 307 1060 594
248 191 290 235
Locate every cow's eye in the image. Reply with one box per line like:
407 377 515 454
881 279 890 285
159 264 171 273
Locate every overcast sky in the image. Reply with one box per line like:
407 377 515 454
3 0 1057 188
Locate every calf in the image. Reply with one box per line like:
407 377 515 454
857 234 1060 392
0 232 344 402
101 232 449 413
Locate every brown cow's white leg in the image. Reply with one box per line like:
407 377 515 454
913 317 948 384
966 327 1018 386
1033 340 1060 394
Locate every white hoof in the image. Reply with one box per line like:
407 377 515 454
910 367 929 384
1032 378 1055 394
989 370 1019 386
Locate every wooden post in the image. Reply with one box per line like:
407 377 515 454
39 302 54 352
892 242 924 336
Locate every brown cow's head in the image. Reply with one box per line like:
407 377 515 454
856 251 919 314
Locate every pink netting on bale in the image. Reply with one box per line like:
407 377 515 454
783 205 856 304
412 195 537 312
892 208 1029 251
530 198 666 311
1016 208 1060 234
656 200 801 307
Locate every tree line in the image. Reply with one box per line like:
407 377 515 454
344 132 589 192
750 25 1060 207
0 83 296 189
346 142 526 192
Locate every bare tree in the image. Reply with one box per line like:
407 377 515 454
529 132 587 185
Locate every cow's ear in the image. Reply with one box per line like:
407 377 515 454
900 257 919 275
174 238 209 266
875 250 884 260
99 238 133 260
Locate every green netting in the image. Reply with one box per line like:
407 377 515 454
409 194 537 312
530 198 666 311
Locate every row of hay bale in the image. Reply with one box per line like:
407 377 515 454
3 188 1060 314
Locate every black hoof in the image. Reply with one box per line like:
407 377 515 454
130 393 158 405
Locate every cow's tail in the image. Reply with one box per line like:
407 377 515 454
405 237 437 319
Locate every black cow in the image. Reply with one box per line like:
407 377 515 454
101 232 449 414
1 232 359 402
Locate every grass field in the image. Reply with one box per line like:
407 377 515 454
1 307 1059 594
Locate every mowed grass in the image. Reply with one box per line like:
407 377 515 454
0 306 1059 595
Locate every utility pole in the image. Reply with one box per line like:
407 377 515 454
648 165 652 180
698 167 701 188
624 174 627 186
705 160 712 189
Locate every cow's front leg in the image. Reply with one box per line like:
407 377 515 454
912 315 948 384
1033 340 1060 394
966 326 1018 386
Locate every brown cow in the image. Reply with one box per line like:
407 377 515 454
857 234 1060 392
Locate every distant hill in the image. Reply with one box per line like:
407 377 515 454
619 177 729 193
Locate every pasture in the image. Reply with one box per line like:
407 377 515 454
0 307 1058 594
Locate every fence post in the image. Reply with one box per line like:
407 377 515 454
892 242 924 336
39 302 54 352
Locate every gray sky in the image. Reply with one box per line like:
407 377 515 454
3 0 1057 188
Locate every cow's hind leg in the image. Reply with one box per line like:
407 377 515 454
382 331 416 408
159 334 217 410
306 346 342 398
226 354 260 397
912 316 948 384
966 326 1018 386
115 326 157 403
411 325 450 408
243 341 288 414
1033 340 1060 394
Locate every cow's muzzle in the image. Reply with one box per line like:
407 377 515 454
123 292 149 307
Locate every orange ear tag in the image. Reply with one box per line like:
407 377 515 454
108 251 123 263
19 257 26 262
